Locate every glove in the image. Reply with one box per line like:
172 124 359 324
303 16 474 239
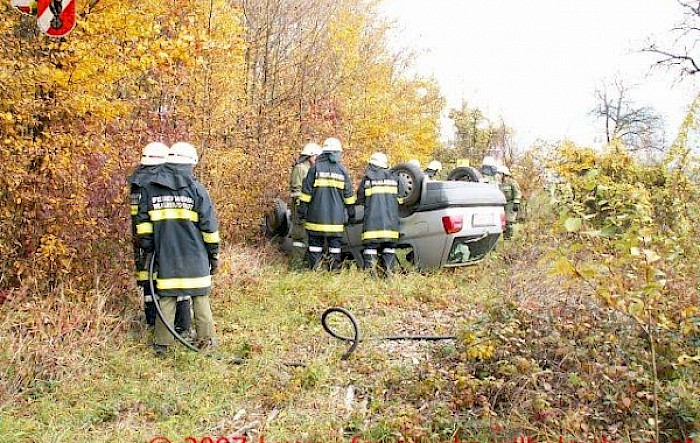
513 202 520 212
209 257 219 275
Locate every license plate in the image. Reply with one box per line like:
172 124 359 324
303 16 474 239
472 213 495 227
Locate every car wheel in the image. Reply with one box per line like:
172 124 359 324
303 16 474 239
390 162 424 206
447 166 483 182
264 198 290 239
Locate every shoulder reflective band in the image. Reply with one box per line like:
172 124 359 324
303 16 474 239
157 275 212 290
201 231 220 243
304 221 345 233
149 208 199 222
344 195 356 205
130 204 138 216
362 230 399 240
137 222 154 234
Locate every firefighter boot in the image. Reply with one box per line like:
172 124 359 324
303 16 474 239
308 246 324 270
289 242 307 271
363 248 378 278
329 247 343 272
381 249 397 278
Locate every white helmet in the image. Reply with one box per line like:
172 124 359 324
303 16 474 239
497 165 511 176
369 152 388 168
408 159 421 168
169 142 199 165
300 142 322 156
141 142 169 165
482 156 498 167
322 137 343 152
427 160 442 171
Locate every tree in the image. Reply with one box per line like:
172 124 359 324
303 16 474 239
448 101 495 164
642 0 700 77
591 79 665 153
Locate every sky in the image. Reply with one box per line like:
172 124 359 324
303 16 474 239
379 0 699 148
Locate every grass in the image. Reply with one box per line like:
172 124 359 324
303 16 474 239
1 212 698 442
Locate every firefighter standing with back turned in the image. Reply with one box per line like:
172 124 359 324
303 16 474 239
136 142 221 356
357 152 404 277
298 137 355 271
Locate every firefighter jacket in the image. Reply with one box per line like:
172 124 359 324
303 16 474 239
127 164 162 284
136 164 220 297
356 164 404 243
290 157 312 202
298 152 355 237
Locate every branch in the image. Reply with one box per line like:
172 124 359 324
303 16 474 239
642 46 700 75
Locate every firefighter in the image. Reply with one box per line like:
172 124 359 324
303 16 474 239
497 164 522 239
298 137 355 271
127 141 169 327
424 160 442 179
136 141 221 355
289 142 322 271
357 152 404 277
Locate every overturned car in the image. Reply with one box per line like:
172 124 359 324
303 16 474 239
264 163 506 269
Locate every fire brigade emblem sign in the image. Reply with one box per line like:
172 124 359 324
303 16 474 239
37 0 76 37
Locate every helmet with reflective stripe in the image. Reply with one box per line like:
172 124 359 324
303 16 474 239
169 142 199 165
141 142 169 165
322 137 343 152
301 142 322 156
369 152 388 168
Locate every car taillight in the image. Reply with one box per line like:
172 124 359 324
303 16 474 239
442 215 463 234
500 212 506 230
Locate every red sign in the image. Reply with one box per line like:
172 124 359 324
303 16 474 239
36 0 75 37
11 0 37 15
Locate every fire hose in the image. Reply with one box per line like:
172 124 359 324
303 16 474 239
321 307 457 360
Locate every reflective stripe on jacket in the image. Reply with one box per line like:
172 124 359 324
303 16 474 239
136 164 220 297
299 153 355 236
357 164 403 243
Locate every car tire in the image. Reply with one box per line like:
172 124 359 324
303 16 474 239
264 198 290 239
390 162 424 207
447 166 483 182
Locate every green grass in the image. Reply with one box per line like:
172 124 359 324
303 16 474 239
2 233 698 442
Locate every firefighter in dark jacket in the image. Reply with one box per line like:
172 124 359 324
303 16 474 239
127 142 168 327
298 137 355 270
357 152 404 276
136 142 220 355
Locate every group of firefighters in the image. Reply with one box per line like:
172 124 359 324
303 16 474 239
287 140 523 274
288 138 405 276
127 138 521 355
